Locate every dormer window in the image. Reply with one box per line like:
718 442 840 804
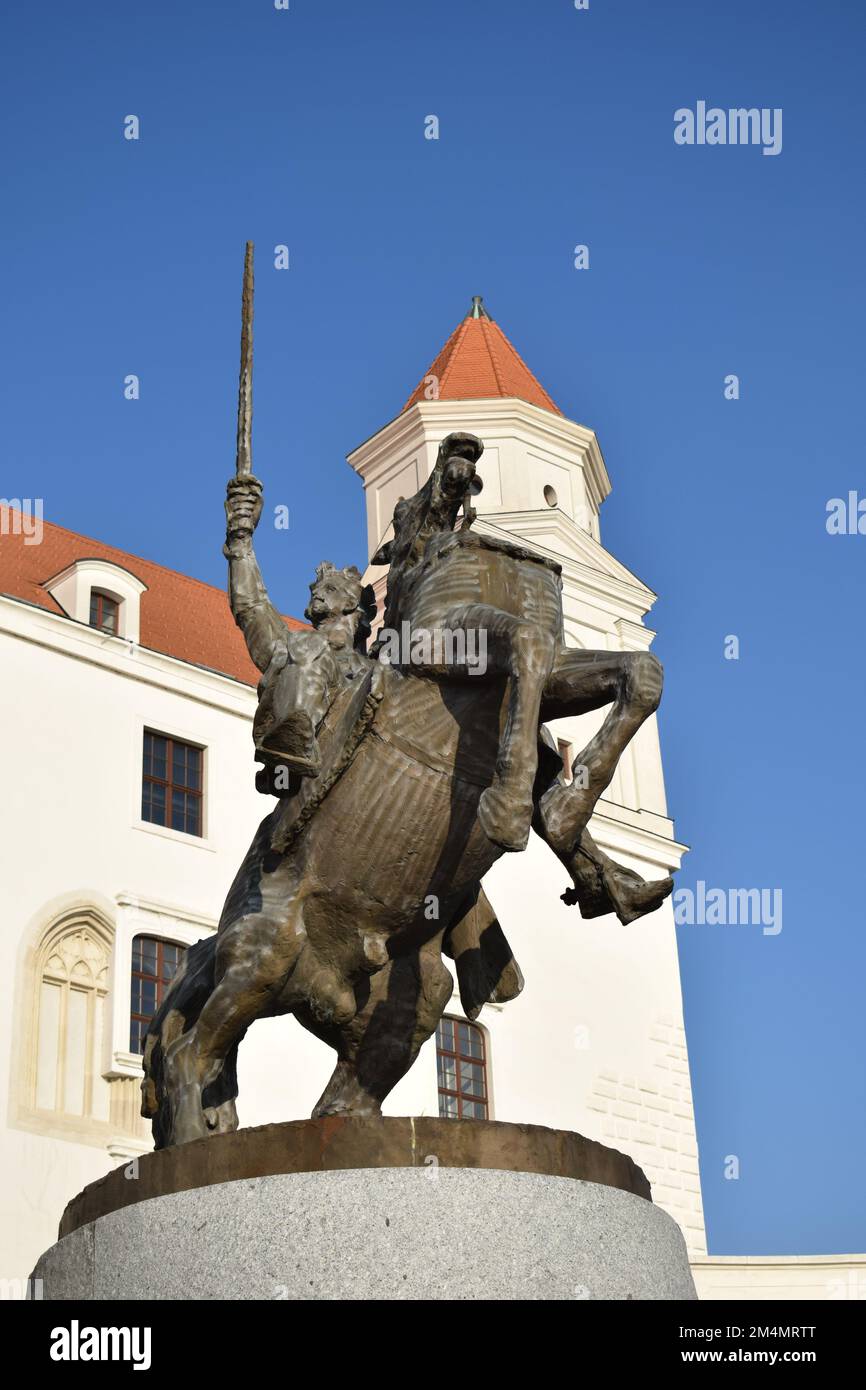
43 558 147 643
89 590 119 636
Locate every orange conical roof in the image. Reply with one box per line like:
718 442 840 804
402 297 562 416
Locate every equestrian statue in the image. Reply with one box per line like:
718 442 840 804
141 246 674 1148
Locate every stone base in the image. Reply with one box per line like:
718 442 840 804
33 1118 697 1301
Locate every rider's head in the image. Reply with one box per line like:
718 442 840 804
306 562 377 650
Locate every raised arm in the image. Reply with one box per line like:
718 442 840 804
224 474 287 674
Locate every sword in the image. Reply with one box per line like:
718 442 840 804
235 241 254 477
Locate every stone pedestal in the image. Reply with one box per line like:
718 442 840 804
33 1117 697 1300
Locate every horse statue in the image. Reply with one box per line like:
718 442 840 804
141 425 674 1149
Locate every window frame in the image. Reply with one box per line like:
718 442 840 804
435 1014 490 1120
89 588 120 636
129 935 187 1055
141 729 205 839
107 895 216 1081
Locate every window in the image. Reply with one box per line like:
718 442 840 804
89 590 119 635
129 936 186 1054
435 1015 489 1119
142 730 203 836
34 918 112 1121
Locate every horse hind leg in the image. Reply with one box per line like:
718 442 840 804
309 938 453 1119
141 936 240 1150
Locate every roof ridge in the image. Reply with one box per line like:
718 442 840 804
494 320 560 413
0 512 308 685
480 318 508 398
434 316 471 398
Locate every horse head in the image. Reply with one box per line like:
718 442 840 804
370 431 484 571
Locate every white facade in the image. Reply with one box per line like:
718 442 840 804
692 1256 866 1302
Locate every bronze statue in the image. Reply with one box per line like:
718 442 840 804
141 247 673 1148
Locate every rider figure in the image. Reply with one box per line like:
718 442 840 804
224 475 374 788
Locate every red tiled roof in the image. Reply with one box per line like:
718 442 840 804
403 304 562 415
0 515 306 686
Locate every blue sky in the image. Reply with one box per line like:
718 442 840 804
4 1 865 1255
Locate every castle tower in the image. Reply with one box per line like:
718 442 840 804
348 300 707 1258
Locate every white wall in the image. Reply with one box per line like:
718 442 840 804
0 594 291 1279
692 1256 866 1301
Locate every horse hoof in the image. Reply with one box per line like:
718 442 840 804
478 786 532 853
168 1087 211 1145
538 782 593 854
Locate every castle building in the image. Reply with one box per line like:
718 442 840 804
1 301 861 1299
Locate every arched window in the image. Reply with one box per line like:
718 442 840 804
89 589 119 635
33 917 112 1121
129 935 186 1054
435 1015 489 1119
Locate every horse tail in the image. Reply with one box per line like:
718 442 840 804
443 886 524 1021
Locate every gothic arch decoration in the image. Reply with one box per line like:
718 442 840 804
28 910 113 1128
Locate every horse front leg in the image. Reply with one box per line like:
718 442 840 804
533 648 674 924
161 933 277 1147
163 879 310 1145
538 647 663 853
435 603 557 852
142 936 242 1149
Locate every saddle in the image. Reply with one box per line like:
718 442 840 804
400 526 564 637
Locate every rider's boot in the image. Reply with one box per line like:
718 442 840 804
561 837 674 925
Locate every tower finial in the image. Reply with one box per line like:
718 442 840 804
469 295 491 320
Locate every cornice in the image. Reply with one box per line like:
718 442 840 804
475 516 658 624
348 399 612 511
588 798 688 872
0 593 256 720
43 556 148 595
